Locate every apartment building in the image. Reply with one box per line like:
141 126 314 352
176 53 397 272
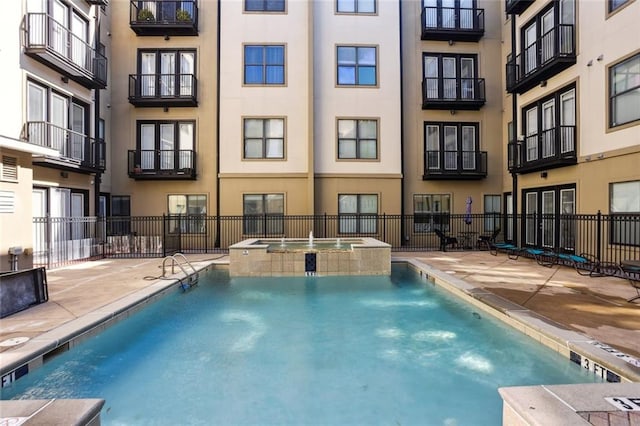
503 0 640 248
0 0 109 269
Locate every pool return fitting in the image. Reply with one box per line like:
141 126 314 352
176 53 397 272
161 253 199 291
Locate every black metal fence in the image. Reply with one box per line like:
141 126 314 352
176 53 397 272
31 213 640 270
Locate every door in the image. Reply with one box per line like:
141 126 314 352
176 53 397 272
161 52 176 97
559 189 575 250
71 192 84 240
459 0 473 29
27 82 46 146
541 9 555 64
541 190 555 248
442 57 456 99
444 125 457 170
524 23 537 74
442 0 455 28
505 193 513 242
460 57 475 99
32 188 47 265
423 0 437 28
70 103 85 161
559 0 575 53
50 93 68 155
525 192 538 245
560 89 575 153
140 124 155 169
141 52 156 97
424 56 438 99
52 0 68 58
71 13 87 69
541 99 555 158
525 107 538 161
160 123 175 170
179 122 193 169
180 52 195 96
461 125 475 170
426 124 440 169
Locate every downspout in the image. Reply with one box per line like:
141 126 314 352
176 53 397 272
215 0 221 247
398 0 405 245
94 5 101 218
510 13 518 246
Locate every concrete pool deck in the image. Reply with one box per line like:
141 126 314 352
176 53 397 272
0 251 639 424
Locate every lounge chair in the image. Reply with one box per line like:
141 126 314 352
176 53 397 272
478 228 501 251
434 229 458 252
554 251 618 277
489 242 520 259
620 261 640 303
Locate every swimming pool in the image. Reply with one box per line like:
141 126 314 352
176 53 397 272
1 264 600 424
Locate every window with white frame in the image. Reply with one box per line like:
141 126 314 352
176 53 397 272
337 119 378 159
424 122 479 171
413 194 451 233
245 0 285 12
483 195 501 232
168 194 206 234
244 45 285 85
337 46 377 86
243 118 284 159
336 0 376 13
243 194 284 235
609 54 640 128
610 181 640 246
338 194 378 233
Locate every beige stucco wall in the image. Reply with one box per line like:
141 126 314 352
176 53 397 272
314 175 402 215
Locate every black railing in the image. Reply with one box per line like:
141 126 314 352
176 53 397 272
130 0 198 36
128 74 197 106
423 150 487 179
422 77 486 109
32 213 640 272
25 121 105 171
23 13 107 88
506 24 575 93
128 149 196 179
421 6 484 41
505 0 535 15
508 125 576 173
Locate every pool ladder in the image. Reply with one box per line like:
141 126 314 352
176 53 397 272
161 253 199 291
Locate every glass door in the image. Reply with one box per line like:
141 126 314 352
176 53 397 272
161 52 176 97
140 124 155 169
460 57 474 99
525 192 538 245
541 9 555 64
180 52 195 96
52 0 68 58
27 82 46 146
559 189 575 250
460 0 473 29
524 23 537 74
178 123 193 169
541 190 555 248
541 99 555 158
461 125 475 170
444 125 457 170
426 124 440 170
141 52 156 97
525 107 538 161
442 57 456 99
160 123 175 170
424 56 438 99
70 103 85 161
560 89 575 153
423 0 437 28
71 13 87 69
50 93 68 155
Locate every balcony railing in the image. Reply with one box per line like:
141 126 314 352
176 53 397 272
85 0 109 5
25 121 106 172
23 13 107 89
130 0 198 36
421 6 484 41
505 0 535 15
423 150 487 180
422 77 486 110
508 125 576 173
128 74 198 107
506 24 576 94
128 149 197 180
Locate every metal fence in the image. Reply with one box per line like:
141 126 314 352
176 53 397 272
32 213 640 270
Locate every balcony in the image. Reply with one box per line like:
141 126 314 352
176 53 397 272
130 1 198 36
423 150 487 180
505 0 535 15
24 121 106 173
128 150 197 180
422 77 486 110
507 125 576 174
85 0 108 5
421 6 484 42
23 13 107 89
506 24 576 94
128 74 198 107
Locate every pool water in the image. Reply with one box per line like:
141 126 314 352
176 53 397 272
1 264 600 425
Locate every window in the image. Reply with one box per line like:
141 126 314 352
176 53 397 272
423 53 478 100
522 85 576 162
243 194 284 235
336 0 376 13
609 54 640 127
413 194 450 233
110 196 131 236
243 118 284 159
245 0 285 12
424 122 479 171
168 194 207 234
337 46 377 86
610 181 640 246
337 119 378 159
244 45 285 85
338 194 378 233
483 195 501 232
609 0 630 13
137 50 196 98
137 121 195 171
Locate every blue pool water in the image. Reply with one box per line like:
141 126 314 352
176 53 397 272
1 265 600 425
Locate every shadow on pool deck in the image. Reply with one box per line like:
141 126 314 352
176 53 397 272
0 251 638 362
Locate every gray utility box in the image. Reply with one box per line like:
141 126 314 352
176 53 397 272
0 267 48 318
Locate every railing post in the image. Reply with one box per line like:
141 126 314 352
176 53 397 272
382 213 386 243
162 213 167 257
596 210 602 263
323 213 327 237
46 214 52 270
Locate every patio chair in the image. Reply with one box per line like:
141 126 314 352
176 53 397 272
554 251 618 277
477 228 501 251
620 262 640 303
489 241 520 259
434 229 458 252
